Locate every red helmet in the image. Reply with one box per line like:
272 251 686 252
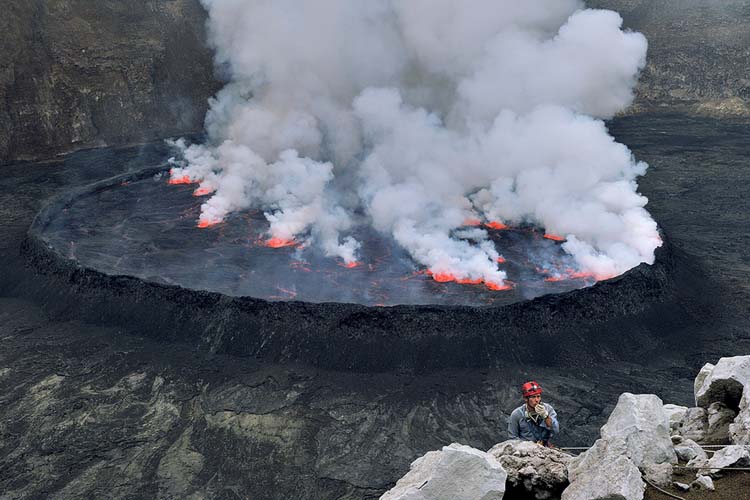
521 381 542 397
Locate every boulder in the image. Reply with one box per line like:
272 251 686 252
729 387 750 444
488 440 570 500
679 407 708 442
694 356 750 409
674 481 690 491
703 402 736 444
563 445 644 500
691 475 715 491
663 404 688 434
599 393 677 467
673 439 707 463
640 462 673 489
702 445 750 477
380 443 507 500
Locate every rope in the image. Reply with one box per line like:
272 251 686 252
643 478 687 500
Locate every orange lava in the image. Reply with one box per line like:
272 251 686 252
197 219 221 228
265 237 297 248
485 221 509 230
456 277 483 285
485 281 514 291
340 261 360 269
496 256 506 264
463 218 482 226
426 269 513 291
168 175 195 185
544 276 566 282
543 234 565 242
193 187 214 197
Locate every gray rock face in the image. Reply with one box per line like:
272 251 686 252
488 440 570 500
1 0 220 164
380 443 507 500
694 356 750 409
599 393 677 467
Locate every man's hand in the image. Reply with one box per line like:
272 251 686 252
534 404 548 419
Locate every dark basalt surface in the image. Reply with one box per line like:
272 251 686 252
20 164 679 373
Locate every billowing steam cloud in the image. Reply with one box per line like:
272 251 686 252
169 0 661 287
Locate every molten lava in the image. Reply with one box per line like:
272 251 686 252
265 237 297 248
496 256 506 264
193 186 214 197
426 270 512 291
544 234 566 242
339 261 360 269
463 218 482 226
197 219 221 228
485 221 509 230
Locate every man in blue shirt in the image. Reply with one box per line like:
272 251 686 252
507 380 559 446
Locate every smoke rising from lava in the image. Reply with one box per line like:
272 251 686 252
169 0 661 286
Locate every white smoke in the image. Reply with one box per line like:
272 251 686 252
170 0 660 285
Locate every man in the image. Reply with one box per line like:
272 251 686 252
507 380 559 446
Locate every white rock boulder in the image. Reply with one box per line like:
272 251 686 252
599 393 677 467
563 439 644 500
703 444 750 477
694 356 750 409
380 443 507 500
488 440 570 500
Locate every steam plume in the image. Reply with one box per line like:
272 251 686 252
169 0 660 285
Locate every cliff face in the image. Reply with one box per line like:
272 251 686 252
0 0 219 164
592 0 750 115
1 0 748 164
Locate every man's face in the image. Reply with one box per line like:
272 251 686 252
525 394 542 409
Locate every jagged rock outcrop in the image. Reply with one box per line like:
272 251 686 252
563 393 676 500
729 387 750 444
694 356 750 409
599 393 677 467
488 440 570 500
379 443 507 500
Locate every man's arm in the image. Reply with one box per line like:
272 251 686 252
543 405 559 436
507 409 521 439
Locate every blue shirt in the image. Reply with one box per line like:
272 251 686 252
507 402 559 442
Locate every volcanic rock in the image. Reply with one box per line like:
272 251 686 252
678 407 708 443
694 356 750 409
663 404 688 434
599 393 677 467
488 440 570 500
563 439 645 500
673 439 707 463
702 445 750 477
691 475 715 491
703 402 736 445
379 443 506 500
729 387 750 444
